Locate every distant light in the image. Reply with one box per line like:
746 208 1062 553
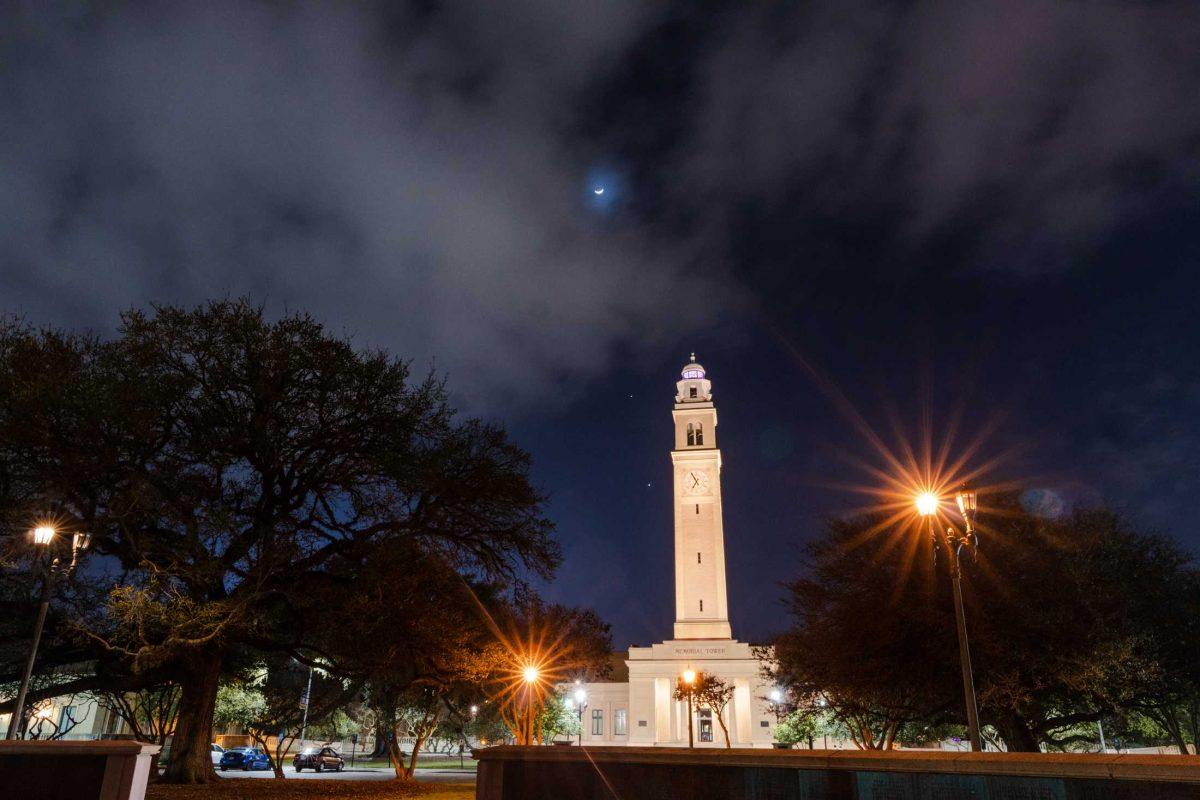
470 705 478 716
915 492 940 516
32 526 56 546
523 666 539 683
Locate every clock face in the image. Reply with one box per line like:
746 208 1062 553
684 469 711 495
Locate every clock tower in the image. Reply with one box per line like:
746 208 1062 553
572 354 778 749
671 354 732 640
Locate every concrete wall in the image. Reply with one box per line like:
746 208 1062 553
0 740 159 800
476 745 1200 800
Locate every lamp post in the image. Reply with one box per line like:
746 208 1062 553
573 687 587 746
681 669 697 748
298 664 314 751
7 526 90 740
918 487 983 752
522 666 539 746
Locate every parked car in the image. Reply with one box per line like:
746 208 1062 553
219 747 272 771
293 746 345 773
210 743 225 766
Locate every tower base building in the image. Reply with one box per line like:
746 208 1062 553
570 356 777 748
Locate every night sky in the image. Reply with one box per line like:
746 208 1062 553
3 2 1200 647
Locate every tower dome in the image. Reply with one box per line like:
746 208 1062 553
681 353 706 380
676 352 712 403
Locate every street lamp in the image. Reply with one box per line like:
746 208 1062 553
681 669 697 748
573 687 587 746
918 486 983 752
7 525 90 740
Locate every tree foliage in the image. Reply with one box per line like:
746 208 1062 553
0 301 561 782
774 493 1200 752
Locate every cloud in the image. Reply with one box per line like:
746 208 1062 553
0 0 712 409
666 0 1200 273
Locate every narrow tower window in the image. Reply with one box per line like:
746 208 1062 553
697 552 702 564
689 387 698 398
695 504 699 514
686 423 695 446
695 423 704 445
699 599 704 612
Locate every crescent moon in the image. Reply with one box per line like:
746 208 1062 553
593 187 605 195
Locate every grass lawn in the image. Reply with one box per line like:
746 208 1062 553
147 780 474 800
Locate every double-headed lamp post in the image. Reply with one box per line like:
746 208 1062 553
681 669 697 748
7 525 90 740
917 487 982 752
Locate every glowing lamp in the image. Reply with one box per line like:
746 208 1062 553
574 688 587 705
522 666 539 683
915 492 939 516
682 669 696 685
32 526 56 546
769 689 783 703
956 486 977 521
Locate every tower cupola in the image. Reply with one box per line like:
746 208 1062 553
676 353 712 404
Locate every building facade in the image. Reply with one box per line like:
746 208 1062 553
572 356 777 748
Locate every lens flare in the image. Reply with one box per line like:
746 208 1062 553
915 492 939 516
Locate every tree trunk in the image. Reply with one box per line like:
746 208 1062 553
1185 700 1200 756
404 731 430 780
715 708 732 748
161 650 223 784
386 723 405 779
996 713 1040 753
369 723 390 759
883 721 898 750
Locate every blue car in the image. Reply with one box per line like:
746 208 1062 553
219 747 272 771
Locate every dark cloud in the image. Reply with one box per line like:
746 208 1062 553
0 0 716 408
5 1 1197 413
650 0 1200 273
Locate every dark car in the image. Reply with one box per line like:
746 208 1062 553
293 746 345 773
219 747 271 771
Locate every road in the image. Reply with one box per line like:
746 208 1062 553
217 767 476 784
